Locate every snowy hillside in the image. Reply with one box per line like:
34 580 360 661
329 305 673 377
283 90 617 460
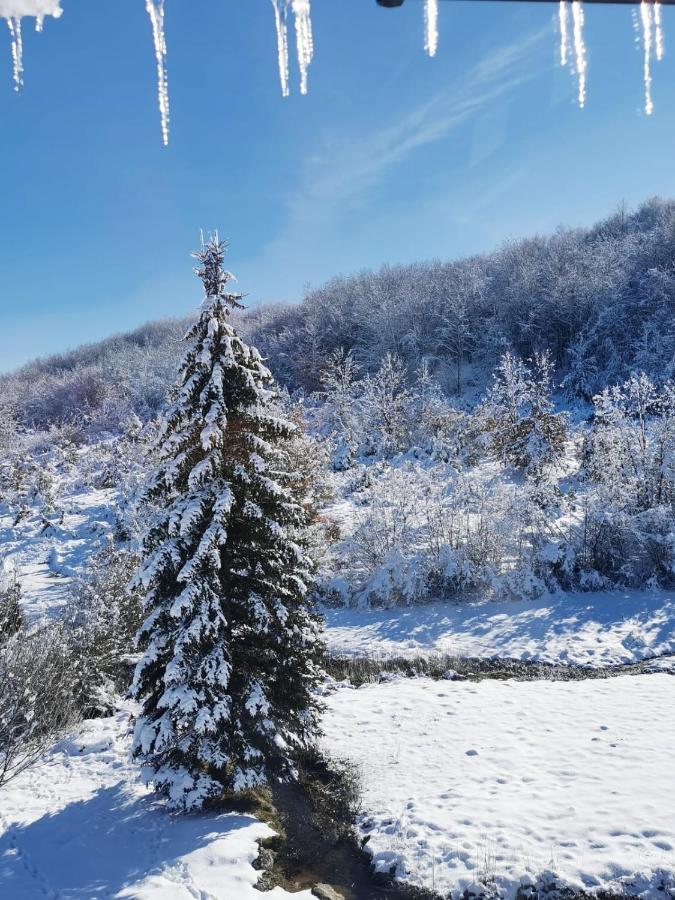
0 482 117 620
1 213 675 898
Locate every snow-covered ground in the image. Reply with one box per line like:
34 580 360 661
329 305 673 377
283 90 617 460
323 590 675 667
322 673 675 899
0 484 117 620
0 453 314 899
2 445 675 899
0 707 310 900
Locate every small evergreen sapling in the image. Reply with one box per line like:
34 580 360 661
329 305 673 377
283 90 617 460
131 236 324 810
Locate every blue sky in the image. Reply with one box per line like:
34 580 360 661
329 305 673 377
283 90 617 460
1 0 675 370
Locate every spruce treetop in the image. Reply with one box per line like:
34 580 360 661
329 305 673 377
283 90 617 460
192 234 244 313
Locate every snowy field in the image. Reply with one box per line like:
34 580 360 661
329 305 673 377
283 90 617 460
0 707 310 900
322 673 675 899
323 590 675 667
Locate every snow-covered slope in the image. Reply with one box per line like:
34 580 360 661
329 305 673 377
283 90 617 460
323 590 675 667
322 674 675 899
0 706 311 900
0 484 117 620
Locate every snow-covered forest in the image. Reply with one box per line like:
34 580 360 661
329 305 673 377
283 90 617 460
4 197 674 432
1 202 674 899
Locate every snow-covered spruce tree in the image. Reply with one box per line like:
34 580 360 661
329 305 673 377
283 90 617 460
131 236 324 810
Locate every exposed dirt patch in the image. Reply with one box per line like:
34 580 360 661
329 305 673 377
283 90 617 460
229 750 441 899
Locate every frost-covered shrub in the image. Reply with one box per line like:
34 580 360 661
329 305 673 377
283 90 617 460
348 466 419 569
279 400 334 519
322 463 569 607
318 350 414 464
319 348 366 470
580 374 675 585
359 353 414 456
409 363 468 464
586 374 675 511
0 565 23 643
0 622 79 788
63 544 143 716
474 351 567 475
318 351 462 469
577 498 675 587
0 399 17 456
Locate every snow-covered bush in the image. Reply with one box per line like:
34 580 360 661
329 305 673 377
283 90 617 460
63 544 143 717
0 566 23 642
474 351 567 475
318 350 461 468
0 398 17 455
322 462 570 607
318 348 363 469
408 362 468 461
581 374 675 585
586 374 675 511
0 622 79 788
359 353 414 456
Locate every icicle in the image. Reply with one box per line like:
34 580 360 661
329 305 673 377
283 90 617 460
640 0 654 115
424 0 438 58
7 15 22 91
559 0 569 67
270 0 289 97
146 0 170 146
291 0 313 95
654 1 664 61
571 0 586 108
35 14 43 32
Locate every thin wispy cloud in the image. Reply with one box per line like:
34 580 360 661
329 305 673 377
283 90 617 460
299 28 549 208
244 27 550 296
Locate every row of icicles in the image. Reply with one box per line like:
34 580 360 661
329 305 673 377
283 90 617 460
1 0 668 145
